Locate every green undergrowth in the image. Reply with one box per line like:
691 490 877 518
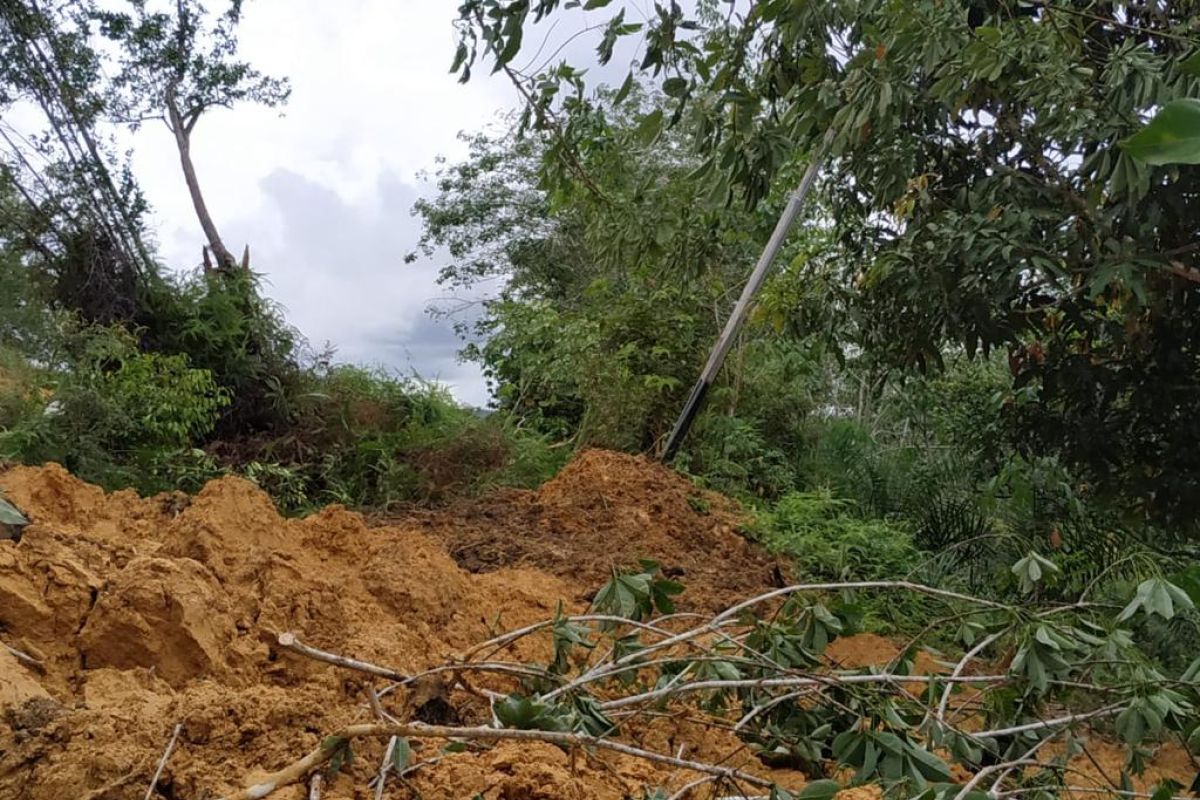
0 307 566 514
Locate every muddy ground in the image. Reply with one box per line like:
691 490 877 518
0 451 1192 799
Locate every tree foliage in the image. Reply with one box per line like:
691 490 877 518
411 101 839 490
449 0 1200 530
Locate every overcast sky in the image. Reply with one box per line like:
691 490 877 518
128 2 518 406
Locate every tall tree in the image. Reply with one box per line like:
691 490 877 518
98 0 289 269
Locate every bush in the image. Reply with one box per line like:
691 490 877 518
754 490 921 584
207 365 564 513
0 324 229 493
136 268 307 437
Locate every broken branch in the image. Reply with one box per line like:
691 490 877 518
276 632 408 682
216 722 772 800
143 723 182 800
1 639 45 673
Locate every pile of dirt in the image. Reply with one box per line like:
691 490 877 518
1 454 1193 800
0 455 800 800
406 449 787 610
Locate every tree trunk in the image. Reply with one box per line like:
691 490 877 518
166 88 235 270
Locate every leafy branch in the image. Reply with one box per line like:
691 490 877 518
229 563 1198 799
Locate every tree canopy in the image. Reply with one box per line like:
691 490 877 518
449 0 1200 529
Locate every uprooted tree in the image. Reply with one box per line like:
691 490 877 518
224 560 1200 799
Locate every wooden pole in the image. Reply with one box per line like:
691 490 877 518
661 133 831 462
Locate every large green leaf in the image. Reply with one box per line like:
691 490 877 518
1122 99 1200 165
1172 566 1200 607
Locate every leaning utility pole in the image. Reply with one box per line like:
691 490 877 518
661 132 831 462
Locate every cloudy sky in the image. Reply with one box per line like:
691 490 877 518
128 2 594 406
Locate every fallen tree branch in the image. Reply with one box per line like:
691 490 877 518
276 632 408 682
936 630 1007 725
974 704 1125 739
143 723 182 800
1 639 45 673
372 736 397 800
546 580 1014 702
215 722 775 800
458 612 704 662
278 632 551 688
307 773 322 800
599 673 1010 711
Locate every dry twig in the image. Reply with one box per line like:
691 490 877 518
143 723 182 800
215 722 772 800
1 639 45 673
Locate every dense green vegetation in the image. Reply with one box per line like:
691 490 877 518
0 0 564 511
2 1 1200 797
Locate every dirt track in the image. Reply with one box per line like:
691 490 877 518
0 451 1193 799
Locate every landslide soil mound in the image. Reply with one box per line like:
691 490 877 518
0 453 798 800
1 453 1192 800
406 449 787 611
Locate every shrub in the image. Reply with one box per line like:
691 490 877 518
754 490 921 584
0 324 228 493
137 268 306 437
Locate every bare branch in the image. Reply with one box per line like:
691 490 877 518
599 673 1010 712
974 704 1126 740
143 723 183 800
215 722 775 800
1 640 46 674
276 632 408 682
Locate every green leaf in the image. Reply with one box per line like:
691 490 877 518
1122 99 1200 165
583 0 613 8
904 742 953 782
1121 578 1194 622
391 736 412 772
1151 781 1182 800
1117 706 1146 746
797 779 841 800
1181 51 1200 78
662 76 688 98
1011 552 1059 594
450 42 469 74
613 71 634 104
0 497 28 527
636 109 664 145
1187 724 1200 754
493 693 573 732
1173 566 1200 607
493 694 546 729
